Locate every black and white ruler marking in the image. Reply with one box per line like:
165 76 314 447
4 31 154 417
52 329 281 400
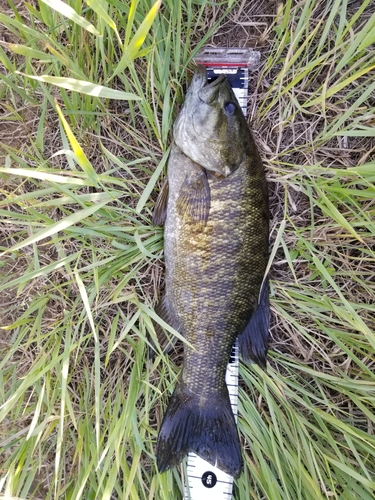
184 47 261 500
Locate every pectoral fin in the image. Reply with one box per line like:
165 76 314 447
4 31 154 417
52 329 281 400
238 278 269 369
153 178 169 226
176 168 210 226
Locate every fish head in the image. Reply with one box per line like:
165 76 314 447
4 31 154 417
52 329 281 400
173 65 248 177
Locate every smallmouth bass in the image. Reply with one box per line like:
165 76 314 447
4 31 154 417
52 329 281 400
153 65 269 478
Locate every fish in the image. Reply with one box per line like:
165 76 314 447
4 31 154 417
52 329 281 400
152 65 269 478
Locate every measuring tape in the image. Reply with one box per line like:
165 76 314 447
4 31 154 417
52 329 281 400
184 47 261 500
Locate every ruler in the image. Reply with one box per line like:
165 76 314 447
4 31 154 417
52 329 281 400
184 47 261 500
195 47 260 116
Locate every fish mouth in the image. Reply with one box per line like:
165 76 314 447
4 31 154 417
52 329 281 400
194 65 226 104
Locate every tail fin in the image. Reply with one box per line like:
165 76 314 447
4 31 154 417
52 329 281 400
156 381 243 478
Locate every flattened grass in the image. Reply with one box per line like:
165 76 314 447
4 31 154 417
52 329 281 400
1 0 375 499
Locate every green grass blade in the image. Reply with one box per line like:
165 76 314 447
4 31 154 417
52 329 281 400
16 73 141 100
2 199 112 253
112 0 162 78
41 0 101 36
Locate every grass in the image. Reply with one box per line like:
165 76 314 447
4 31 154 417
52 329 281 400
0 0 375 498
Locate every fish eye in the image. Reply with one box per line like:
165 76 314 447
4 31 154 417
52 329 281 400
224 102 236 115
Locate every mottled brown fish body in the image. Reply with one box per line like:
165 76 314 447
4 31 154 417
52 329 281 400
154 66 269 478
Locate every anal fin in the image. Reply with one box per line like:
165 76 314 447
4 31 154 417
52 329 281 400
238 278 269 369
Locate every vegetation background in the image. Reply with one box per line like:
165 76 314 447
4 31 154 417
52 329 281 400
1 0 375 498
